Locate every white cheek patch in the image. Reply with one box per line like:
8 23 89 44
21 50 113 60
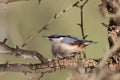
52 37 64 42
59 37 64 41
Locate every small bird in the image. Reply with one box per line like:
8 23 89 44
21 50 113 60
43 34 97 59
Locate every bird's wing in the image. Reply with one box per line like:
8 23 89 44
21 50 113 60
61 36 83 44
61 36 97 45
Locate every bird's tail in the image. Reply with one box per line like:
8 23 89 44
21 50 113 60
84 40 97 45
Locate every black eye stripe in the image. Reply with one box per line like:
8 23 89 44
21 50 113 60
48 35 61 38
48 35 71 38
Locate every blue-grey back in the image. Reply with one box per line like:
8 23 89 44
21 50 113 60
61 36 83 44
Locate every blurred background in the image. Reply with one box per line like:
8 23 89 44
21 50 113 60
0 0 109 80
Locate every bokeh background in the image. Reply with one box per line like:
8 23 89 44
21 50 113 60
0 0 109 80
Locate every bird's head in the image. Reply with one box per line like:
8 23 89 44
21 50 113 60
43 34 67 43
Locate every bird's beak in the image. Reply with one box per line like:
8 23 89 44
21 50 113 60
42 36 53 41
42 36 49 39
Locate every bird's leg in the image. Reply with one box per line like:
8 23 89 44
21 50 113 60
82 51 86 59
78 51 86 59
70 54 76 60
78 52 82 59
69 52 77 59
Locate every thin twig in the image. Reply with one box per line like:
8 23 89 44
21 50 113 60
102 22 109 28
37 73 44 80
80 4 84 39
21 1 80 48
78 0 88 61
0 0 29 4
79 0 88 39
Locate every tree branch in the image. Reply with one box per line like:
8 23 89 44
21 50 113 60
0 59 99 73
0 39 48 63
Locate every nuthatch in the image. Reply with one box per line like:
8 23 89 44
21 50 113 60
43 34 97 59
